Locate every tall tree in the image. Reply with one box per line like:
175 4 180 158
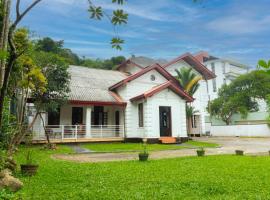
175 67 201 96
208 70 270 125
0 0 129 130
0 0 10 87
175 67 201 135
30 51 70 146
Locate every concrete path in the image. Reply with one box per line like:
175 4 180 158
68 144 92 154
53 137 270 163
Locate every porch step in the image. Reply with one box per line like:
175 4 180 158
159 137 176 144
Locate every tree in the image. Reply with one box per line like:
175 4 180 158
0 0 128 131
35 37 80 65
175 67 201 134
30 51 70 146
175 67 201 96
0 0 10 87
2 28 47 158
186 105 199 134
208 70 270 125
258 59 270 74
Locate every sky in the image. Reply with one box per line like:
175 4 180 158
15 0 270 67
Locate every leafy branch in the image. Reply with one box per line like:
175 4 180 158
87 0 128 50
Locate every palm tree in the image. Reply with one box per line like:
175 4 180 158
175 67 202 135
175 67 201 96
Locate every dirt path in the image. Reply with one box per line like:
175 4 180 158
52 137 270 163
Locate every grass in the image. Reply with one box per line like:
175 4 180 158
81 140 219 152
11 145 270 199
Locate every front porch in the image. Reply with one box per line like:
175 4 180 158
30 104 125 142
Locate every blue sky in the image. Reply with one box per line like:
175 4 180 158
16 0 270 66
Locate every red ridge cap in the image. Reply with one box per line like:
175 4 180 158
130 81 194 102
70 100 127 107
163 52 216 80
109 63 180 91
115 59 144 70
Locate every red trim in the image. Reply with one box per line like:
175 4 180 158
116 59 144 70
110 63 180 90
163 53 216 80
130 81 194 102
70 100 127 107
109 91 125 103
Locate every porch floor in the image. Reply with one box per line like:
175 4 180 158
32 137 124 144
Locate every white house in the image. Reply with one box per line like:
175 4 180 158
117 53 216 136
29 62 195 143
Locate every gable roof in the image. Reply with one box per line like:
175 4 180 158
116 56 168 70
68 65 127 105
116 59 144 70
163 53 216 80
130 81 194 102
109 63 181 90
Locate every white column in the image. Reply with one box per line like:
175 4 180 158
86 106 92 137
200 112 206 135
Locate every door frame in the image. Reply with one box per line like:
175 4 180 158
159 106 172 137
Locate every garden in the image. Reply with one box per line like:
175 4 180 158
1 144 270 199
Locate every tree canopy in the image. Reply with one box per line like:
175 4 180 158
34 37 126 70
208 70 270 125
175 67 201 96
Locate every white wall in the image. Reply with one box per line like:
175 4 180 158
210 124 270 137
147 89 187 138
117 69 187 138
165 59 209 134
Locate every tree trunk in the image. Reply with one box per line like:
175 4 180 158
39 112 50 144
187 117 192 136
0 0 42 130
0 0 10 87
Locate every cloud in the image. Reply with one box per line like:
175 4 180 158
207 15 270 35
64 39 107 46
92 0 199 22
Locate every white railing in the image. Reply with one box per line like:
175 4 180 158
33 125 124 141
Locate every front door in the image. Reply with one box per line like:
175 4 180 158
115 111 120 135
159 106 172 137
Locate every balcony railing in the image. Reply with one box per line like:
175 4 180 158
32 125 124 141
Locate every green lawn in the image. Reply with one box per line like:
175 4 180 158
82 140 219 152
8 145 270 199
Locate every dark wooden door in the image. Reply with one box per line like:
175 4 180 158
115 111 120 135
72 107 83 125
159 106 172 137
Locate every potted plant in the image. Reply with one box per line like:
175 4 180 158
235 150 244 156
139 139 149 161
196 147 205 157
20 150 39 176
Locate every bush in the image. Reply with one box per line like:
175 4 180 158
0 189 16 200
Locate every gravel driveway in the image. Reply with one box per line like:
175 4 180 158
52 137 270 163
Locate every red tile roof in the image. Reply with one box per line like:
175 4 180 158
162 53 216 80
130 81 194 102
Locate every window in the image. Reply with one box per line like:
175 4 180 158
48 108 60 125
72 107 83 125
212 78 217 92
92 106 108 126
191 115 197 128
138 103 144 127
222 62 226 74
211 63 215 73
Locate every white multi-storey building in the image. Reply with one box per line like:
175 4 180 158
194 52 250 134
